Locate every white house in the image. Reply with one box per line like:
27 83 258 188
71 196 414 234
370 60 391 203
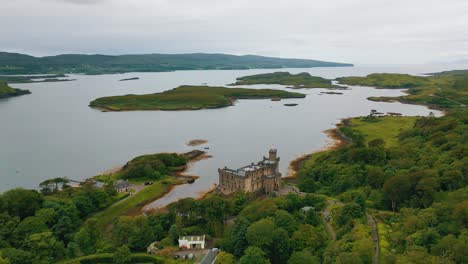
178 235 205 249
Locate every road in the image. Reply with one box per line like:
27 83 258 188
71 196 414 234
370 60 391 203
367 213 380 264
200 249 218 264
321 200 337 241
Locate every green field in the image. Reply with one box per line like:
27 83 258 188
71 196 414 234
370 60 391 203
232 71 341 88
337 71 468 109
348 116 418 147
92 177 178 230
89 85 305 111
0 82 31 99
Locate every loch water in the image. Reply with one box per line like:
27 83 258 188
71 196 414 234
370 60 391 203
2 65 458 207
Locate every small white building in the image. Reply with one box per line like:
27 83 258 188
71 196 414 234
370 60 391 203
178 235 205 249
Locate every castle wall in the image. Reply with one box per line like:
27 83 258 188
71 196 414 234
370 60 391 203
218 150 281 195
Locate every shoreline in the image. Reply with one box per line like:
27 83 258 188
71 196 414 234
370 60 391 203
141 153 214 212
285 119 351 179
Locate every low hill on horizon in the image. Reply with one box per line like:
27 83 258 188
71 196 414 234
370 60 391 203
0 51 353 75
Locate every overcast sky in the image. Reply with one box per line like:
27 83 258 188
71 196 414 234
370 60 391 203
1 0 468 64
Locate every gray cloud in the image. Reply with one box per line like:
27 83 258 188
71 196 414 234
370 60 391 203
46 0 105 4
1 0 467 64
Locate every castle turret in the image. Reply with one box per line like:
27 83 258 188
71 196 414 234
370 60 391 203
269 149 277 161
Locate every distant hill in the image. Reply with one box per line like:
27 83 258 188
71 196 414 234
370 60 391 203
0 52 352 75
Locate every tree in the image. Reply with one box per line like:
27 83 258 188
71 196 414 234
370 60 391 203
432 234 468 263
72 195 95 217
12 216 49 247
440 170 463 191
39 178 70 194
453 201 468 228
288 250 320 264
72 219 99 255
239 247 270 264
230 217 250 257
1 189 43 219
113 245 131 264
24 232 65 263
273 210 298 235
367 167 386 189
0 213 19 247
270 228 291 264
383 175 411 212
201 195 229 235
335 203 364 227
215 251 235 264
415 177 439 208
336 252 362 264
368 138 385 148
246 219 276 252
0 255 10 264
290 225 326 254
0 248 32 264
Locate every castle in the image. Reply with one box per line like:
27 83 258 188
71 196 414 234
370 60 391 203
218 149 281 195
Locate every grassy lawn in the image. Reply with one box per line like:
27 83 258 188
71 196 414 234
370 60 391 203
349 116 418 147
92 177 179 230
89 85 305 111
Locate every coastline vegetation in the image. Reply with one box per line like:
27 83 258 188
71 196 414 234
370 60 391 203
89 85 305 111
297 109 468 263
232 72 341 89
337 71 468 108
0 82 31 99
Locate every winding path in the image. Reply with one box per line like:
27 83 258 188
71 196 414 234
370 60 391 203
367 213 380 264
321 199 380 263
321 200 338 241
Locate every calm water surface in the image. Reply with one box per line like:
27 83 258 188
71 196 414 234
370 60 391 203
1 65 461 208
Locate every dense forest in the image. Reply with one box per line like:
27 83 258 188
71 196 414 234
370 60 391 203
0 52 352 75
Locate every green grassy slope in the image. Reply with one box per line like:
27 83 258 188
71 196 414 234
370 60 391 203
89 85 306 111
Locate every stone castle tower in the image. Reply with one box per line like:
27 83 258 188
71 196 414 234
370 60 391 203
218 149 282 195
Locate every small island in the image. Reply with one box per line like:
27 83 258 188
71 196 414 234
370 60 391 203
320 91 343 95
186 139 208 146
89 85 306 111
231 72 342 89
119 77 140 81
0 82 31 99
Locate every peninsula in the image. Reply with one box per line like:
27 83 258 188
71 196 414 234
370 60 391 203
337 71 468 108
0 74 74 83
0 52 353 75
232 71 342 88
89 85 305 111
0 82 31 99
